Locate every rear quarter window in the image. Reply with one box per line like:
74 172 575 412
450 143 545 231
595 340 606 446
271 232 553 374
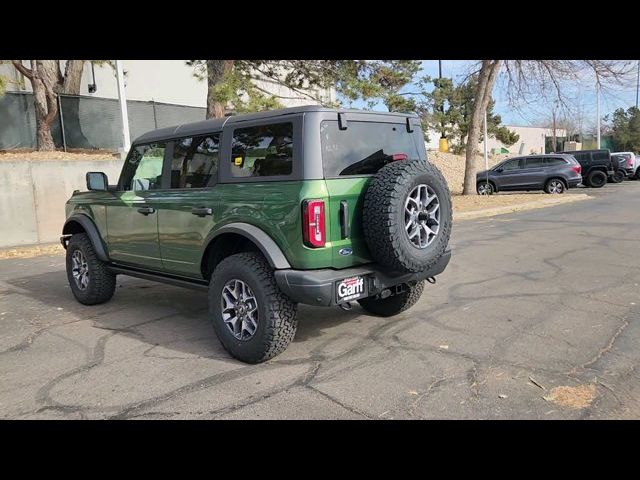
545 157 568 166
230 123 294 178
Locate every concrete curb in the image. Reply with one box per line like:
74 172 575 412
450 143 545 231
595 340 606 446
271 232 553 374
454 194 592 221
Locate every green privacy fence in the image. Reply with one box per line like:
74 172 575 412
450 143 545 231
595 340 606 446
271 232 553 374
0 92 206 150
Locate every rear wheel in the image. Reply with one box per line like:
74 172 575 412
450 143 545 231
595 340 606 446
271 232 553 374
477 181 494 195
635 169 640 180
587 170 607 188
609 170 624 183
209 252 298 363
358 281 425 317
545 179 565 194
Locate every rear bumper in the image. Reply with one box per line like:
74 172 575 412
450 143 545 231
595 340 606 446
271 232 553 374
274 249 451 307
567 177 582 188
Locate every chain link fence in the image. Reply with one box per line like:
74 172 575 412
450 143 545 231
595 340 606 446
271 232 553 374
0 92 207 151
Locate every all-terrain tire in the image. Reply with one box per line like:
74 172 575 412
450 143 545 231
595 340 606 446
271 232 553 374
209 252 298 364
587 170 607 188
363 160 452 274
358 281 425 317
65 233 116 305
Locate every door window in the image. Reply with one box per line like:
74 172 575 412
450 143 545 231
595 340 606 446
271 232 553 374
120 143 166 191
500 159 522 171
171 135 219 188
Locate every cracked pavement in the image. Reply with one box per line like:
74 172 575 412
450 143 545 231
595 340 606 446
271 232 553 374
1 183 639 419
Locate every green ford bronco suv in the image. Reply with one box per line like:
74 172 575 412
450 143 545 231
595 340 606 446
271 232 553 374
61 106 452 363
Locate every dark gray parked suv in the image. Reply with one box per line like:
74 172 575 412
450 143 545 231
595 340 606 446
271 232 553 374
476 154 583 195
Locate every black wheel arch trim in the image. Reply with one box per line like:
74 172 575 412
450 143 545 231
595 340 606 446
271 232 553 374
204 223 292 270
62 214 110 262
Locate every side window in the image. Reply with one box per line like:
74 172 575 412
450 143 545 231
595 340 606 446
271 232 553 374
120 143 166 191
230 122 293 178
524 157 544 168
501 159 521 171
171 135 219 189
545 157 567 166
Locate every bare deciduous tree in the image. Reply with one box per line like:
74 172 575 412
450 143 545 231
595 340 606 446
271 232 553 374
462 60 633 194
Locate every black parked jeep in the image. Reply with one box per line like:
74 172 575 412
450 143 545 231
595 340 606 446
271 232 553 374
556 149 614 188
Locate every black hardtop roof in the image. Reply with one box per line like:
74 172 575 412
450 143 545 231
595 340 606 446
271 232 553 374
557 149 610 154
132 105 419 144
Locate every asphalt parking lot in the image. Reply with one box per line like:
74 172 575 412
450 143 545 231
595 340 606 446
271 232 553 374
1 183 639 419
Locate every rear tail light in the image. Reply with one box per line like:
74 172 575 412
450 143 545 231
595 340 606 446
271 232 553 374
627 158 634 167
391 153 408 161
302 199 326 248
571 164 581 174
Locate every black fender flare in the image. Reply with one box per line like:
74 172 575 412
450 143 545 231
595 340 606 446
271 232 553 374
204 223 291 270
62 214 110 262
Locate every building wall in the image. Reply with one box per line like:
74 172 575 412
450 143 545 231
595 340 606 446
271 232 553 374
484 125 567 155
1 61 334 109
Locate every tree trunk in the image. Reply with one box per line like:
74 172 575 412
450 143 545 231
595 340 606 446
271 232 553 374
462 60 502 195
206 60 234 118
32 61 58 151
61 60 85 94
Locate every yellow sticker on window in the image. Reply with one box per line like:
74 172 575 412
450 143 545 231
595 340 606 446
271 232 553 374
234 157 243 166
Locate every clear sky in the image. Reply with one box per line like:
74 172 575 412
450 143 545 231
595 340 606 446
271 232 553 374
348 60 640 128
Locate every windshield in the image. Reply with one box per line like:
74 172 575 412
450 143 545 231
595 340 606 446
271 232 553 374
321 120 423 177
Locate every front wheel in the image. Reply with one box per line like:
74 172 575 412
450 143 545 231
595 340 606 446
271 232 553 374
477 181 494 195
65 233 116 305
209 252 298 363
545 179 565 194
358 281 425 317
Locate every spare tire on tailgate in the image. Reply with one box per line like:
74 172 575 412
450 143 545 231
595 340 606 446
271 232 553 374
363 159 452 273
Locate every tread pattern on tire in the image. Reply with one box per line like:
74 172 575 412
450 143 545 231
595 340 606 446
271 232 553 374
210 252 298 363
587 170 607 188
358 281 425 317
66 233 116 305
363 160 452 273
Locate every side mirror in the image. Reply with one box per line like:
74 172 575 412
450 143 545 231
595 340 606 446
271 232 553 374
86 172 108 191
496 168 504 173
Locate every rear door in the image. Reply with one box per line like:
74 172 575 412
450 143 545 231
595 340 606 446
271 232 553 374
319 116 425 269
105 143 166 270
520 156 546 188
156 135 220 278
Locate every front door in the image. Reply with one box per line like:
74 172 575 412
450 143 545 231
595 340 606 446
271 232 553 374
494 158 524 190
105 142 167 271
157 134 220 278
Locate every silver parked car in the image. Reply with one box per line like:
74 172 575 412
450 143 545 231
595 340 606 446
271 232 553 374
476 154 583 195
611 152 639 179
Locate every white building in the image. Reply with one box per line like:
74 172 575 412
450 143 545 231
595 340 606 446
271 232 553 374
425 125 567 155
1 60 336 109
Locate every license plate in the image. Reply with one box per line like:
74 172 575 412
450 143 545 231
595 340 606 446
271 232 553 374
336 276 367 303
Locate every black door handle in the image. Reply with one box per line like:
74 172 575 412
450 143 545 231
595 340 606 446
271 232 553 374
191 207 213 217
137 206 155 215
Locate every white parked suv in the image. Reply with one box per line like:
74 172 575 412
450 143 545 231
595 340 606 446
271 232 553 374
611 152 639 179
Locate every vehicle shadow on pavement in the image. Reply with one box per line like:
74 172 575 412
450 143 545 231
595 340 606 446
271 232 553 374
5 269 365 357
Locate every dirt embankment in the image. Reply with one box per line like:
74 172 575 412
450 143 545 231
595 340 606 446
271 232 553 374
429 151 510 195
0 149 118 161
